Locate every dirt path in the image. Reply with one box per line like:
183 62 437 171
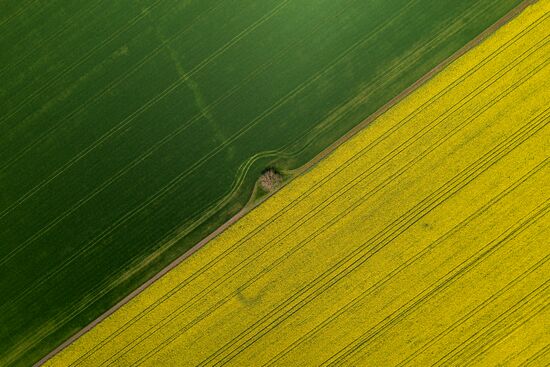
35 1 538 365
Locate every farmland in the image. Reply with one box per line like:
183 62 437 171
0 0 531 365
44 1 550 366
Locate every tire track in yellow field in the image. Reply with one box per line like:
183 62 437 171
440 282 549 366
458 302 549 367
323 202 549 366
397 254 550 366
518 344 550 366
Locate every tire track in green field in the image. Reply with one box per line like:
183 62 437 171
1 0 280 133
0 0 39 29
0 0 106 78
0 0 230 175
59 18 546 366
197 104 549 367
122 52 550 367
0 0 67 61
323 202 549 366
147 146 290 257
0 0 166 127
397 255 550 366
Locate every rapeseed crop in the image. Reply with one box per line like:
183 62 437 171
45 0 549 365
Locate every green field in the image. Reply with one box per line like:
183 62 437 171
0 0 525 365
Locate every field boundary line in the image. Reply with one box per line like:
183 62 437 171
33 1 539 365
73 2 427 362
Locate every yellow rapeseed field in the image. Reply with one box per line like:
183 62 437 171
47 1 549 366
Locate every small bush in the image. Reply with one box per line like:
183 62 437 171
259 168 283 192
